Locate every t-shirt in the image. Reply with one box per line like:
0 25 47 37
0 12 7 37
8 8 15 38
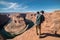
36 14 44 25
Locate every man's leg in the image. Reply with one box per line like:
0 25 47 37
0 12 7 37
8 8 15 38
36 25 39 35
36 24 41 35
38 25 41 36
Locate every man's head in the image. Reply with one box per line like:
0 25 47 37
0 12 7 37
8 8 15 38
37 11 40 14
40 10 44 14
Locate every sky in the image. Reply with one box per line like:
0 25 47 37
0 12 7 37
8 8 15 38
0 0 60 12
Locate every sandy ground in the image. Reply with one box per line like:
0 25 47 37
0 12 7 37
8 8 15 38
12 25 60 40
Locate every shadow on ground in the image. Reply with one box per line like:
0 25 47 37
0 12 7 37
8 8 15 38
40 33 60 38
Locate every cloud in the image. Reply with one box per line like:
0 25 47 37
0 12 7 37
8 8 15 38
0 1 28 10
44 8 60 12
8 3 17 9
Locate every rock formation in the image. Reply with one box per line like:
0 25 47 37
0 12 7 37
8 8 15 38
0 10 60 40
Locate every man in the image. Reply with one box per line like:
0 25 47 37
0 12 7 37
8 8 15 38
36 10 45 37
